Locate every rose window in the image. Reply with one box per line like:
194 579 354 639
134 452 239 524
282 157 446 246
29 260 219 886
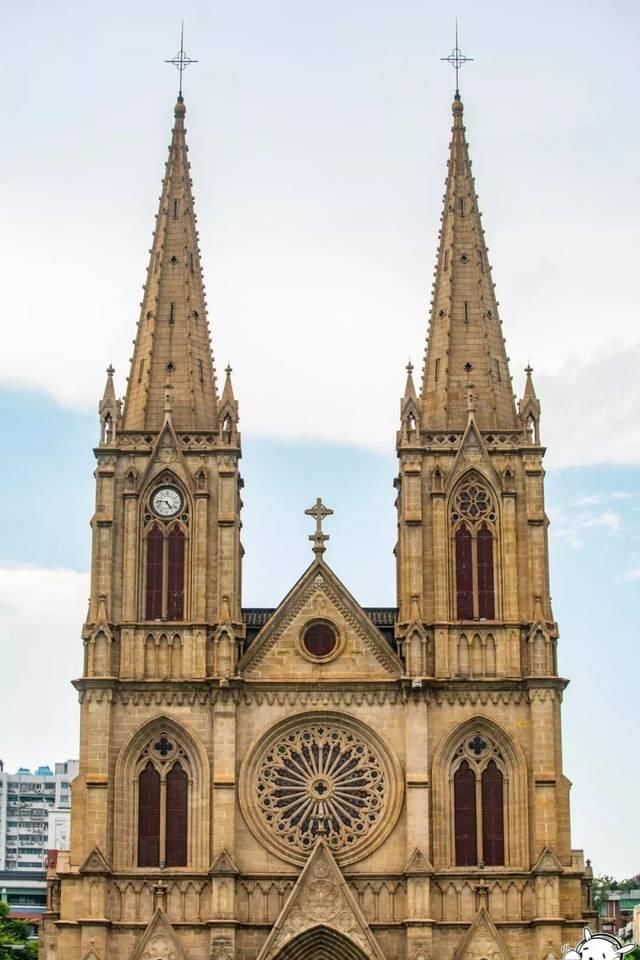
240 713 403 865
451 475 496 524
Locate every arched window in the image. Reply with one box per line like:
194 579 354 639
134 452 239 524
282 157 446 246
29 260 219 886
451 475 497 620
135 735 190 868
453 760 477 866
138 761 160 867
452 735 505 866
167 527 186 620
145 524 165 620
143 481 188 621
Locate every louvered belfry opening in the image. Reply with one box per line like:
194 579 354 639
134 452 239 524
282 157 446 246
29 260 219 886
145 524 165 620
477 523 495 619
143 481 188 622
455 524 474 619
451 474 497 620
167 526 186 620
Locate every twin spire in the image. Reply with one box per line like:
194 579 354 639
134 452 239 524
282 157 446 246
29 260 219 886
113 82 521 438
121 96 218 432
420 94 519 431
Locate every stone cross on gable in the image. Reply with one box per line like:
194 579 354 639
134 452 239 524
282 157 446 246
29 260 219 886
304 498 333 557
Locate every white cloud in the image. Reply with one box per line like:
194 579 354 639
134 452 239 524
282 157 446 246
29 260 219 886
1 8 640 471
0 568 88 774
571 494 602 507
549 505 622 549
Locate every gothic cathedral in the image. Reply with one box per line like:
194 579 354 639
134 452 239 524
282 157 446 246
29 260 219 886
43 88 595 960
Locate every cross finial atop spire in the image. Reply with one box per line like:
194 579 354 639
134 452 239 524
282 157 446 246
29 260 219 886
165 21 198 99
440 19 473 97
304 497 334 558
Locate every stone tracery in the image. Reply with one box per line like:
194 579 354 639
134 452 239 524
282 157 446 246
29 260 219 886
241 713 402 866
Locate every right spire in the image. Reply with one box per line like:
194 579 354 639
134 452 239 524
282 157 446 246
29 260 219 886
420 93 519 430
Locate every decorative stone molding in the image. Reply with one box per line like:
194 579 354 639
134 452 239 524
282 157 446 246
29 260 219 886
432 689 525 707
79 847 111 875
239 688 403 707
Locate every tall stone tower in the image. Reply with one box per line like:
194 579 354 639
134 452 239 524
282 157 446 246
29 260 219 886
43 89 594 960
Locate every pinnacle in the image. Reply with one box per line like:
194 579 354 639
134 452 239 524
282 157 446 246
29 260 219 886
523 364 537 399
403 360 417 400
101 365 116 402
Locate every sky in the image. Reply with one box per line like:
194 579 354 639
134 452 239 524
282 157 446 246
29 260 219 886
1 0 639 879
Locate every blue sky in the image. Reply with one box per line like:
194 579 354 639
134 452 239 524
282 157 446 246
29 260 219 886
1 0 639 879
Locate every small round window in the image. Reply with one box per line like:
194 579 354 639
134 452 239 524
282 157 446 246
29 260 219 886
302 620 338 660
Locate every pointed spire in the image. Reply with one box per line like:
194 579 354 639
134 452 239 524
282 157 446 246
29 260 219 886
220 363 235 405
403 360 417 400
101 364 116 405
519 363 541 443
121 97 218 432
99 364 118 445
420 95 518 430
523 363 537 399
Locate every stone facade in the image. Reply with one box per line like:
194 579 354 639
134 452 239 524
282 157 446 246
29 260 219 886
42 90 595 959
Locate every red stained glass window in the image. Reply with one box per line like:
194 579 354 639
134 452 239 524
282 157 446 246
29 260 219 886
137 762 160 867
455 524 474 619
454 760 477 866
477 523 495 619
303 621 337 658
165 762 188 867
481 760 504 865
167 526 186 621
145 524 164 620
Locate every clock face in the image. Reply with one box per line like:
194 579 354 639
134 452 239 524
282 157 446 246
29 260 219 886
151 486 183 518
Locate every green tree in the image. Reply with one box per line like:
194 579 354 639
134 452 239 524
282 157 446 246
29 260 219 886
0 901 38 959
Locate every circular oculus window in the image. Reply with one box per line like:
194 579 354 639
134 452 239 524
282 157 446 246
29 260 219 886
301 620 339 660
239 711 404 866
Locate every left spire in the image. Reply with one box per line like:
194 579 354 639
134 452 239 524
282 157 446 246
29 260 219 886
121 54 217 431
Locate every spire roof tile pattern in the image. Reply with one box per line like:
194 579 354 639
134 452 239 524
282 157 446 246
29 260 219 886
121 96 218 432
421 94 518 430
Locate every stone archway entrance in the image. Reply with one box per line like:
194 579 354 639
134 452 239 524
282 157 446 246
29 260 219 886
273 925 371 960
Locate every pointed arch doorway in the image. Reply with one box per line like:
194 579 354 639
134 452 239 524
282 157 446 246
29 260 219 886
272 926 370 960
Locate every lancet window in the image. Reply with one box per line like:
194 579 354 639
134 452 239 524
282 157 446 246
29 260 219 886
143 479 189 621
451 474 497 620
136 734 190 868
452 734 505 866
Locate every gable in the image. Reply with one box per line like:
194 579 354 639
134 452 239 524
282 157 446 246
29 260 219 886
257 841 386 960
131 908 186 960
453 908 513 960
238 561 402 681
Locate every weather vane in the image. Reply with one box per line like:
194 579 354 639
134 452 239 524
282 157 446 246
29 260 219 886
165 21 198 98
440 20 473 95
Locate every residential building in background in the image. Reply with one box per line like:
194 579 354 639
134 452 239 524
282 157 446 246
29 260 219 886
599 887 640 943
0 760 78 920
